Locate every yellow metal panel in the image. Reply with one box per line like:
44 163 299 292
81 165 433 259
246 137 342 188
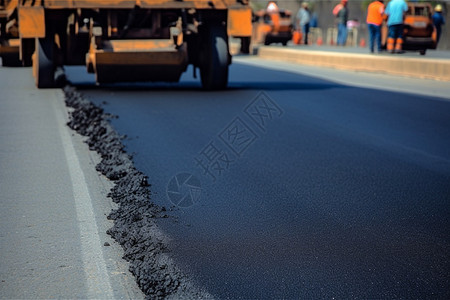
18 6 45 38
90 39 186 66
105 39 175 52
91 43 188 83
43 0 228 9
0 0 18 18
227 6 252 37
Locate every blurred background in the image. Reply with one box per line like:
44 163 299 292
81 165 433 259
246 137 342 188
250 0 449 50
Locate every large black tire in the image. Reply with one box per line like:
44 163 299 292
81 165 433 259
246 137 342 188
0 52 21 67
200 25 229 90
21 38 35 67
33 37 55 88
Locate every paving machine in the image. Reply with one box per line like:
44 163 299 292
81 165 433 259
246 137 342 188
0 0 252 89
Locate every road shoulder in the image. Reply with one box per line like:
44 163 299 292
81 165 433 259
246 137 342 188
0 66 144 299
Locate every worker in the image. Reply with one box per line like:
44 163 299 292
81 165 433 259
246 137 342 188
334 0 349 46
296 2 311 44
266 1 279 13
384 0 408 53
432 4 445 45
266 1 281 33
366 0 385 53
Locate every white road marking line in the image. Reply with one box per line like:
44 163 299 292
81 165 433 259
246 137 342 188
52 90 114 299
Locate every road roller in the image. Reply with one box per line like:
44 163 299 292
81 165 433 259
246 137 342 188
0 0 252 89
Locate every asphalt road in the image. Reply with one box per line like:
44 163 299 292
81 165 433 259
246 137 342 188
67 57 450 299
0 67 143 299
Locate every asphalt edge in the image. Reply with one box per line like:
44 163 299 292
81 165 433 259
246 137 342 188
62 85 213 300
257 46 450 81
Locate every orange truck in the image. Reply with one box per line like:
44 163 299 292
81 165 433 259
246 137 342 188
252 1 293 46
402 2 437 55
0 0 252 89
381 2 437 55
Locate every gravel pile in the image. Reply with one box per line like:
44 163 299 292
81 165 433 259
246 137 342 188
63 86 211 300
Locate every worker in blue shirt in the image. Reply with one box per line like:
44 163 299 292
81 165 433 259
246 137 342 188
384 0 408 53
432 4 445 45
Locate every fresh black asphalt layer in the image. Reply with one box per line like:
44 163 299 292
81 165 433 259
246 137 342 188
62 58 450 299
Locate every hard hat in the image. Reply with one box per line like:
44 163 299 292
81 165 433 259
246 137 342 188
435 4 442 12
267 1 279 13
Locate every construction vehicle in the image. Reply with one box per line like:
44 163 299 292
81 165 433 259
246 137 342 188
402 2 437 55
0 1 22 66
0 0 252 89
252 1 292 46
381 2 436 55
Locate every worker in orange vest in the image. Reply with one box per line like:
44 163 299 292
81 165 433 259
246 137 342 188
366 0 385 53
266 1 281 33
333 0 349 46
432 4 445 45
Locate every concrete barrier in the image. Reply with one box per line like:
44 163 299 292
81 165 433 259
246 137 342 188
257 46 450 81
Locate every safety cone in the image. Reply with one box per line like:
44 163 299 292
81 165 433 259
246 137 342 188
317 37 323 46
359 38 366 47
293 31 302 45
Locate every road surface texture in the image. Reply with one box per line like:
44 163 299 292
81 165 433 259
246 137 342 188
65 56 450 299
0 67 144 299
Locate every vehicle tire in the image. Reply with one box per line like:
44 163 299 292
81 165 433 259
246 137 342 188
419 49 426 55
0 53 21 67
200 24 229 90
282 41 288 46
21 38 35 67
33 37 55 88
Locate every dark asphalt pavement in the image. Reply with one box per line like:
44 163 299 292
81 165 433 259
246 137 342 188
68 58 450 299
